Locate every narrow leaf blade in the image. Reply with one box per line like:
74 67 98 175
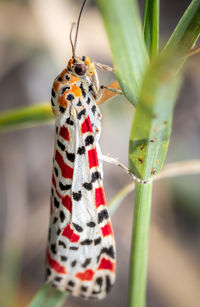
164 0 200 54
28 284 68 307
96 0 149 105
143 0 160 58
0 103 53 133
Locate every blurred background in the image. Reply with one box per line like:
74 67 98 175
0 0 200 306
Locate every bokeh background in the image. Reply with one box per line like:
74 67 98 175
0 0 200 306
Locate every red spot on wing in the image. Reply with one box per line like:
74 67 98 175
59 126 70 141
88 148 99 169
46 250 66 274
95 187 106 208
76 269 95 281
98 257 115 272
81 117 93 133
62 195 72 213
62 224 80 242
101 223 113 237
55 150 73 179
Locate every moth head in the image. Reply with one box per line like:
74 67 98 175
67 56 95 79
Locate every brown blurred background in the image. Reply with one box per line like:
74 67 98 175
0 0 200 306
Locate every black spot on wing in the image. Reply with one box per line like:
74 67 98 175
57 228 61 235
85 135 94 146
60 211 65 222
57 140 65 151
53 217 58 224
73 191 82 201
66 152 75 162
89 84 93 92
72 223 83 232
68 280 75 287
55 276 62 282
77 108 86 120
83 182 92 190
94 237 101 245
59 182 71 191
61 87 68 94
86 97 91 104
81 239 93 245
46 268 51 277
77 99 82 106
59 106 66 113
106 275 112 293
54 197 59 208
82 90 86 98
58 240 66 248
87 221 96 227
81 286 88 292
54 167 58 177
65 75 70 81
77 146 85 155
69 246 79 250
91 105 96 115
96 277 103 287
82 258 92 268
61 255 67 261
50 244 57 254
71 260 77 267
98 209 109 224
66 117 74 125
57 76 62 82
51 88 56 98
91 171 102 182
67 94 74 101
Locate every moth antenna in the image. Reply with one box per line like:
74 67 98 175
70 22 76 58
73 0 87 56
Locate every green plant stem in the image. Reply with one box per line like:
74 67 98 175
128 182 152 307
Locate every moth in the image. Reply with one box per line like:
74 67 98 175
45 0 119 300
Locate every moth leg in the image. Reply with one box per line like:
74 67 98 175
100 155 150 184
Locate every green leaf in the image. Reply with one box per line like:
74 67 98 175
129 54 182 180
0 102 53 133
28 284 68 307
164 0 200 55
96 0 149 105
143 0 160 58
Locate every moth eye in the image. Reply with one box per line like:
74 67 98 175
75 64 86 76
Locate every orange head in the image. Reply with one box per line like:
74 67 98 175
67 56 95 79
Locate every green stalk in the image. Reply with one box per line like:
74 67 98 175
128 182 152 307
